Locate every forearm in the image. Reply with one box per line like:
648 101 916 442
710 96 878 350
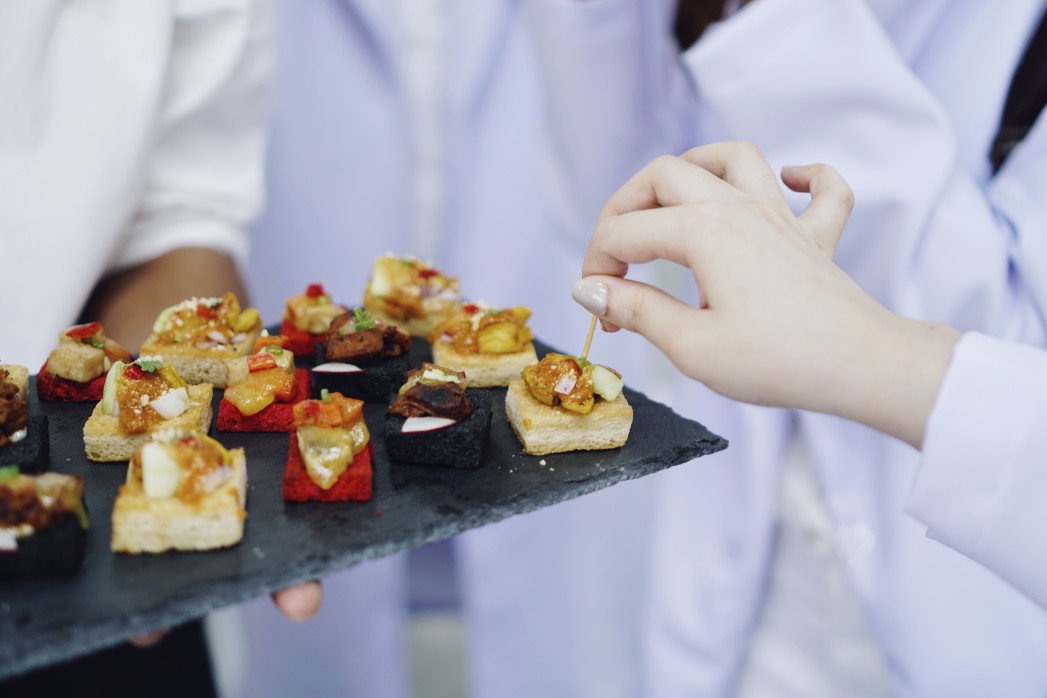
828 310 960 450
82 248 248 353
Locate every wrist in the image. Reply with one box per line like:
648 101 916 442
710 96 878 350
834 310 960 449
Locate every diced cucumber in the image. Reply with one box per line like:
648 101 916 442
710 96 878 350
141 442 181 499
590 365 624 402
100 361 125 415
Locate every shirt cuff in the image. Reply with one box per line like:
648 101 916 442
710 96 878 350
908 332 1047 602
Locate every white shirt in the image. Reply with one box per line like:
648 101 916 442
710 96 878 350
240 2 690 697
0 0 271 367
641 0 1047 695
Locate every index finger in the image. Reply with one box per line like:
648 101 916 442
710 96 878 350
598 154 735 222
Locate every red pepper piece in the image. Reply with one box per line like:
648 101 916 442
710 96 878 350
123 364 145 380
196 303 217 320
66 322 102 339
463 303 479 315
247 353 278 373
418 268 438 279
306 283 326 298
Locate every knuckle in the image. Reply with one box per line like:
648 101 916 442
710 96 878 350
731 140 765 161
838 178 857 211
650 154 681 174
813 164 856 211
680 145 703 160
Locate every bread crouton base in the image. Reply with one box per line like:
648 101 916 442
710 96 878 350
504 380 632 456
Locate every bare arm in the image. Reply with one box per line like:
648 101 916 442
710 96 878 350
81 248 248 353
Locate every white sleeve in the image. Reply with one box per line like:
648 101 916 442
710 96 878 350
111 0 273 273
907 332 1047 609
522 0 700 235
683 0 1047 342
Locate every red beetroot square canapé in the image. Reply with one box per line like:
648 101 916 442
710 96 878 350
279 319 325 359
283 434 373 502
216 368 311 432
35 362 106 402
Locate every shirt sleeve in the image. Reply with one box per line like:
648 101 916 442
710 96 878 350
683 0 1047 344
111 0 273 273
908 332 1047 609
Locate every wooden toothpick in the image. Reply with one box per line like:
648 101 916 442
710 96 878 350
580 314 598 361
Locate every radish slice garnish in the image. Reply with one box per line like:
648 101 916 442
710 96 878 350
0 530 17 552
401 417 457 434
313 362 363 373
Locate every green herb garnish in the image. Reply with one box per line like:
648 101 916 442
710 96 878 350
263 345 284 356
353 307 376 331
91 338 105 350
136 359 163 373
317 295 330 305
572 355 592 370
321 388 331 403
0 465 20 482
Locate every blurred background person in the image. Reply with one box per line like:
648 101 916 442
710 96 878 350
231 1 696 697
0 1 271 696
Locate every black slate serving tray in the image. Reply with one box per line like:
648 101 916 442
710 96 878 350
0 341 726 680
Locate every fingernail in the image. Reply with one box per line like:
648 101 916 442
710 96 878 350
572 278 609 316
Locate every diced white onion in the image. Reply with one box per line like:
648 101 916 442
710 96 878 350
232 333 247 344
207 330 229 345
150 387 190 419
313 362 362 373
553 373 577 395
401 417 457 434
10 428 27 444
199 464 232 493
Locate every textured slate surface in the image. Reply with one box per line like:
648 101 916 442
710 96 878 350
0 342 727 680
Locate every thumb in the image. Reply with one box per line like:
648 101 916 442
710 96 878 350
572 275 711 363
272 580 324 622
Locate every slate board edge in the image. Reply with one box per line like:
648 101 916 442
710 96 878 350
2 432 726 681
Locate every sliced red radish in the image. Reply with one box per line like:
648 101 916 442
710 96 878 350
313 362 362 373
401 417 457 433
